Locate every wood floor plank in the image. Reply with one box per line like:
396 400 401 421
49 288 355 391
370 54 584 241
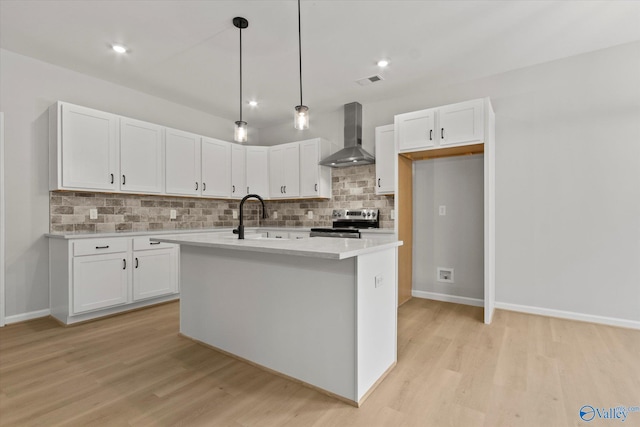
1 299 638 427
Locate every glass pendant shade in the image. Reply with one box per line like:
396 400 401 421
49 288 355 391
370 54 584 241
294 105 309 130
234 120 248 143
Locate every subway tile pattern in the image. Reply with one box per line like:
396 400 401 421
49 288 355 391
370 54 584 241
50 165 394 233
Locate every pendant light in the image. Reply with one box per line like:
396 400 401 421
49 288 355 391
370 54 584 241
233 17 249 143
294 0 309 130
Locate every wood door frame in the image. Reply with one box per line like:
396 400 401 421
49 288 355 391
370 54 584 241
394 98 496 324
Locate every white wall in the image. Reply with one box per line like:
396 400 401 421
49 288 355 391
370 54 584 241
413 155 484 300
262 41 640 324
0 49 238 317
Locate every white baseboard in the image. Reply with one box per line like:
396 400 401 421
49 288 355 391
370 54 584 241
412 290 484 307
4 308 51 325
494 302 640 330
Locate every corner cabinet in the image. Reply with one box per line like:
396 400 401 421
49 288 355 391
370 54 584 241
246 146 270 196
201 137 231 198
375 125 395 195
396 99 484 153
231 144 246 199
49 235 180 325
299 138 332 198
49 102 120 192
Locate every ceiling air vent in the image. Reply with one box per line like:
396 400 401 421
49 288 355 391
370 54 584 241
356 74 384 86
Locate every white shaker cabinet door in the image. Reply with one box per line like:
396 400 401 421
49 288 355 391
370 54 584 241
201 137 231 198
245 146 269 196
61 103 119 191
231 144 246 198
120 118 164 194
133 248 178 301
72 253 129 314
165 128 201 196
396 108 436 153
282 143 300 197
375 124 395 195
438 98 484 147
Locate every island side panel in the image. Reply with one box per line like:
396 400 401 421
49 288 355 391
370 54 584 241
179 245 358 401
356 247 398 401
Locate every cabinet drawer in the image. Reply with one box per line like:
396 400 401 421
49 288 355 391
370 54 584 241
133 236 176 251
73 238 128 256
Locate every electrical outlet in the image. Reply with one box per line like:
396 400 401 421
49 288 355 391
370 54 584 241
374 274 383 288
437 267 454 283
390 209 395 220
89 209 98 220
439 205 447 216
232 210 238 219
307 210 313 219
170 209 177 220
273 211 278 219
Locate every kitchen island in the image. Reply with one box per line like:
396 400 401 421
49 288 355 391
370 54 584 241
154 233 402 406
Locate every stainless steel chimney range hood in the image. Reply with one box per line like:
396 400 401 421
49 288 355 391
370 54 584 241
319 102 375 168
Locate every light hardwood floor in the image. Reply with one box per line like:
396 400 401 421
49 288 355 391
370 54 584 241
1 299 638 426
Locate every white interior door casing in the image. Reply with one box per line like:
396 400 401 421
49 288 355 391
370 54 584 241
120 118 164 194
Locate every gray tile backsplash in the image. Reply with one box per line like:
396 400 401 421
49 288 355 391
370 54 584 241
50 164 394 233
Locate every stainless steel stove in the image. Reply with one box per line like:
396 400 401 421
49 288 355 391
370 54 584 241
310 209 379 238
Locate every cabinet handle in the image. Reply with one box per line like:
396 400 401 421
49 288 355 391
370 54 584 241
429 129 433 141
280 186 283 194
95 245 109 249
378 178 381 187
203 182 206 191
275 236 282 238
315 183 318 192
283 186 286 194
135 257 139 268
110 173 114 184
122 175 126 185
123 259 127 270
232 185 236 193
441 128 445 139
195 182 198 191
149 241 161 245
247 186 250 194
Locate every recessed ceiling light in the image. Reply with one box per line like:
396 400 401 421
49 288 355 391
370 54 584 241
112 44 127 54
248 100 258 107
377 59 389 68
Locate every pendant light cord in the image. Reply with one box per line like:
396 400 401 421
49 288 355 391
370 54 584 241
298 0 303 106
239 24 243 122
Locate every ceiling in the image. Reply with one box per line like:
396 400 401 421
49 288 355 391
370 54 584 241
1 1 639 128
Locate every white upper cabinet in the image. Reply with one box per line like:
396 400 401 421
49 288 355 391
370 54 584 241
375 125 395 195
50 102 119 191
201 137 231 198
438 98 484 146
299 138 332 198
120 117 164 194
245 146 269 197
231 144 246 199
396 108 436 153
269 142 300 198
165 128 201 196
396 98 486 153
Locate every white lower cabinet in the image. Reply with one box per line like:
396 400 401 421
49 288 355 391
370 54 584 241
266 231 289 239
49 235 180 324
133 245 178 301
73 252 129 314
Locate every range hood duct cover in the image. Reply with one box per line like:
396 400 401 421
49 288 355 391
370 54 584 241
319 102 375 167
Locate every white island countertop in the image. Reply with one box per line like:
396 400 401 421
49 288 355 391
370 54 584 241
153 233 402 260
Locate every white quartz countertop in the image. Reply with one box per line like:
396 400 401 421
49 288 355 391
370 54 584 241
152 233 402 260
45 227 395 240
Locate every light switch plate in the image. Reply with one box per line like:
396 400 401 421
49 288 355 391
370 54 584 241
375 274 383 288
232 210 238 219
307 211 313 219
273 211 278 219
439 205 446 216
170 209 177 219
89 209 98 220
